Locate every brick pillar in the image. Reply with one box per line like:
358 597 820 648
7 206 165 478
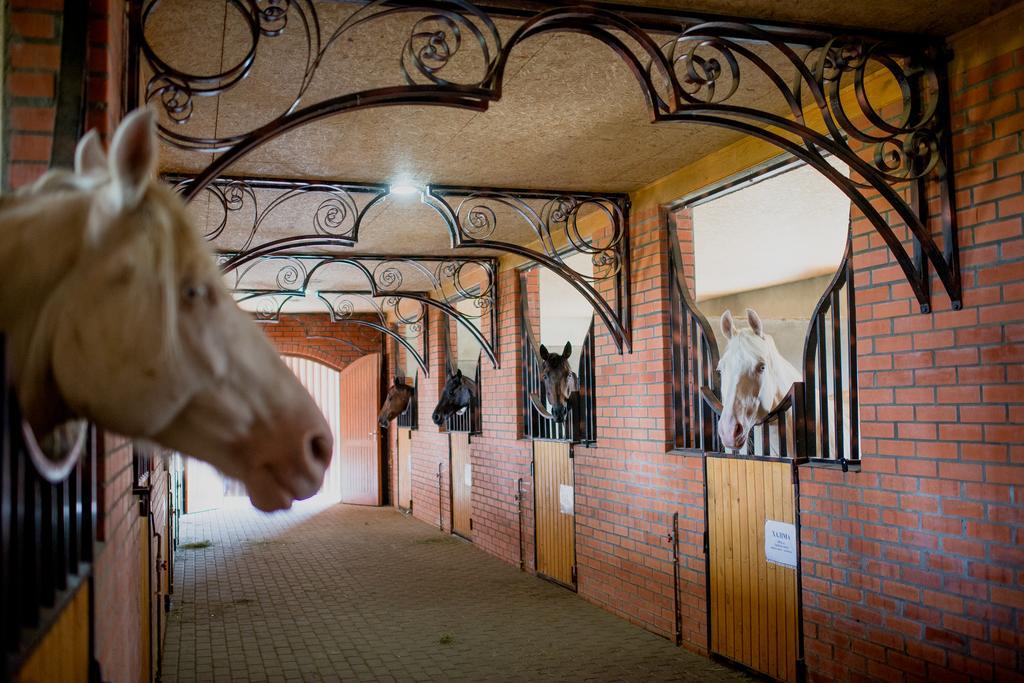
5 1 61 188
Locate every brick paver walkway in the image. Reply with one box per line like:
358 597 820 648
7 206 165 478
162 500 751 682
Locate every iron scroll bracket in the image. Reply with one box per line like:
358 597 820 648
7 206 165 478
225 253 499 371
140 2 960 312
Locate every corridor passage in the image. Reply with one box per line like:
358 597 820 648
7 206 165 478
162 501 750 682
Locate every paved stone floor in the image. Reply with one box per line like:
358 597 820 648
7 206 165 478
162 499 751 682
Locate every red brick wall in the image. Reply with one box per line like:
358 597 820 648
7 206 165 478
4 0 124 189
798 39 1024 683
5 0 62 187
92 434 145 683
259 314 382 371
403 307 454 532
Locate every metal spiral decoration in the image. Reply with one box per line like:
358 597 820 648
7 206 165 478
138 0 497 151
313 193 360 236
805 38 943 184
140 3 961 321
166 176 380 252
374 264 405 292
386 296 427 335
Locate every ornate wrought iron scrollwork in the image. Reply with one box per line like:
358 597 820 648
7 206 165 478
426 187 630 351
225 254 499 371
166 175 388 255
138 2 960 314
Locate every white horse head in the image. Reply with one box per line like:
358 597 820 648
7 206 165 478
716 308 801 450
0 109 333 511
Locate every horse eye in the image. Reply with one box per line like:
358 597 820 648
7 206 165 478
756 362 766 374
182 283 209 305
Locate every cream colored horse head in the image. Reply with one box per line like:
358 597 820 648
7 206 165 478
0 109 332 511
716 308 801 450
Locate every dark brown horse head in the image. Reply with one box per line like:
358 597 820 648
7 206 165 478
378 378 415 429
539 341 578 424
431 369 476 426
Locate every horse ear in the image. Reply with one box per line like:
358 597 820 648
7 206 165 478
455 368 462 378
74 129 106 176
746 308 764 338
109 108 157 210
720 310 734 339
562 341 572 358
539 345 549 360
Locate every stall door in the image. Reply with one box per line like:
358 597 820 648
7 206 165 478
396 428 413 511
449 433 472 538
533 441 576 589
283 355 343 503
706 455 801 683
339 353 382 505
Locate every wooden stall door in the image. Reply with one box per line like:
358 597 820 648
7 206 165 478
13 584 90 683
706 455 801 683
396 428 413 511
339 353 382 505
533 441 576 589
449 433 472 538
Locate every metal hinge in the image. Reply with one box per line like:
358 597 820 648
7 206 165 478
571 565 577 584
568 445 574 459
469 518 474 531
703 531 709 554
530 460 534 477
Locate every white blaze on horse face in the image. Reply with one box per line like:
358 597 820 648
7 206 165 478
4 109 333 512
716 308 798 451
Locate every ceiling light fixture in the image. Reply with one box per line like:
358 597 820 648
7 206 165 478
389 183 419 196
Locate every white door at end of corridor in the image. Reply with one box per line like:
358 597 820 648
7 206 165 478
282 355 343 504
184 356 344 512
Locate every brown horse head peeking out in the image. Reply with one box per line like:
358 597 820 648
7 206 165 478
538 341 578 424
378 378 415 428
0 109 333 512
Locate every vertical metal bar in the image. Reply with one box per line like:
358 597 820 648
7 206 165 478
802 317 818 461
935 56 962 311
39 476 55 609
437 462 444 531
69 457 80 572
909 175 931 314
779 410 788 459
845 252 860 468
831 289 845 466
517 477 525 571
680 305 691 448
672 511 682 646
816 311 830 461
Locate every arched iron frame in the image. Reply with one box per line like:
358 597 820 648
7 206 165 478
168 173 628 353
225 253 499 372
134 0 961 317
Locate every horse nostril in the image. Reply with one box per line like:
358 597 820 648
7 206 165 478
733 422 744 438
308 434 331 466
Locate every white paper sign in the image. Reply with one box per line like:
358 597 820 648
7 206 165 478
464 463 472 487
559 484 574 515
764 520 797 568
